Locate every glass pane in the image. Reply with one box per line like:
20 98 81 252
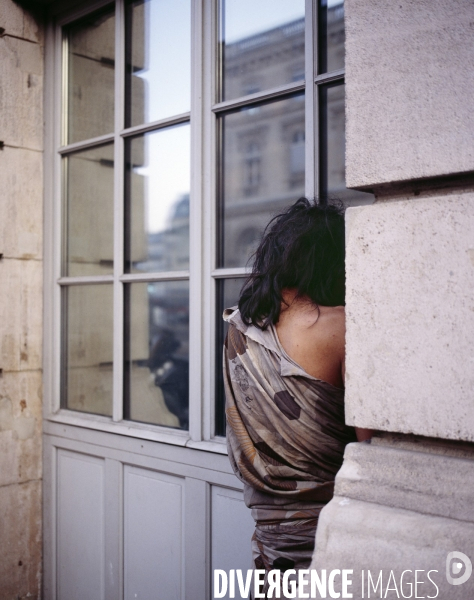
219 0 305 102
66 7 115 144
319 83 374 206
62 285 113 416
125 124 190 273
218 93 305 268
64 144 114 276
215 278 245 437
124 281 189 429
125 0 191 127
318 0 345 74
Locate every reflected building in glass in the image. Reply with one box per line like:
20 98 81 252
219 17 306 269
218 5 370 271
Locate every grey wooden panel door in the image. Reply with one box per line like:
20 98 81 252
44 424 256 600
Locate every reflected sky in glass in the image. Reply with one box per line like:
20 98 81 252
125 124 190 274
220 0 305 102
222 0 304 43
126 0 191 126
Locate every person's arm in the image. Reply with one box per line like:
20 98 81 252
341 346 372 443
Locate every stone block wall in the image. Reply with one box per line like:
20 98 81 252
0 2 44 598
311 1 474 598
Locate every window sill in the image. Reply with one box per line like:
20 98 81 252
45 410 227 453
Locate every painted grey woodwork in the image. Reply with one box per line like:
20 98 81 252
211 486 255 600
57 450 105 600
124 466 184 600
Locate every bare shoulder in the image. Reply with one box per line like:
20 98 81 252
311 305 345 344
276 302 345 386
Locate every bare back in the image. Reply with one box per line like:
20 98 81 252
275 289 372 442
275 288 345 389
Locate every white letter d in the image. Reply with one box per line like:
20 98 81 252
214 570 228 598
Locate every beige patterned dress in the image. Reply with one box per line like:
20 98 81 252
223 307 356 594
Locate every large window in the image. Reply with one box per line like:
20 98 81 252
47 0 372 447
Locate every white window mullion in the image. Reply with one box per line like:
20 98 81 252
305 0 317 200
113 0 125 422
188 0 205 442
202 0 218 441
51 23 65 415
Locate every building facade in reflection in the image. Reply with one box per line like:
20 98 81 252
218 5 369 270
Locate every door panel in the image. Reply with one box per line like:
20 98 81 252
211 486 255 600
124 467 184 600
57 450 105 600
44 425 252 600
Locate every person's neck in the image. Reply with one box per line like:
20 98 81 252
281 288 314 309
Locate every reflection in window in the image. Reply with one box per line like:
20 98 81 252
66 7 115 144
124 281 189 429
218 93 305 268
219 0 305 101
319 82 374 205
244 142 261 195
64 144 114 277
125 0 191 127
125 124 190 273
62 285 113 416
290 130 305 188
318 0 345 74
215 278 246 436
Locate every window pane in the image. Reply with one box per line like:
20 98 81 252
66 7 115 144
319 83 374 206
125 0 191 127
64 144 114 277
318 0 345 74
219 0 305 102
215 278 245 437
217 93 305 268
62 285 113 416
125 125 190 273
124 281 189 429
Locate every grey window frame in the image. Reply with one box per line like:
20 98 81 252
43 0 346 451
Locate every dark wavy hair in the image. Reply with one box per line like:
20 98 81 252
238 197 346 330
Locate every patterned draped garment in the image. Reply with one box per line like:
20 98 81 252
223 307 356 596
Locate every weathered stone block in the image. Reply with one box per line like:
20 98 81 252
0 35 43 151
0 146 43 260
0 258 42 372
345 0 474 189
0 0 43 44
0 480 42 600
345 194 474 441
0 370 42 487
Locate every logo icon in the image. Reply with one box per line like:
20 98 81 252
446 551 472 586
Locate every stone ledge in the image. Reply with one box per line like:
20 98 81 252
310 495 474 599
335 442 474 523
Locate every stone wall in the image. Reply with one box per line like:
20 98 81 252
310 1 474 598
0 1 44 598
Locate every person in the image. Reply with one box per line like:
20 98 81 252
222 198 371 598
